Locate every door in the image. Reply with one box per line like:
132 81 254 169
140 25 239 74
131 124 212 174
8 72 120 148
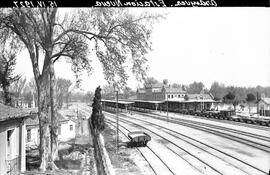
6 128 19 174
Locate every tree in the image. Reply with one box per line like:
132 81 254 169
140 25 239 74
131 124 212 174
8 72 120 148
0 52 20 105
90 86 105 132
10 77 27 98
0 8 161 170
27 78 38 106
55 78 72 109
86 91 94 104
143 77 159 87
209 81 226 101
102 84 115 99
223 91 240 110
246 93 256 114
187 81 205 94
171 83 182 89
223 91 235 103
123 86 135 99
163 79 168 85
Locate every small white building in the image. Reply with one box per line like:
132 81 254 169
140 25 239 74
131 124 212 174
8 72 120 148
258 97 270 116
0 104 35 175
25 112 76 148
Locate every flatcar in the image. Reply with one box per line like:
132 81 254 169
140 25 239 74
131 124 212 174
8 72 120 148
127 131 151 147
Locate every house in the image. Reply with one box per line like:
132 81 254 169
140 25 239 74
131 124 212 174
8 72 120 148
258 97 270 116
25 112 76 148
137 83 186 101
0 103 35 175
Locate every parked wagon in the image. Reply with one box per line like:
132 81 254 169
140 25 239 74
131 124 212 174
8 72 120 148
127 131 151 147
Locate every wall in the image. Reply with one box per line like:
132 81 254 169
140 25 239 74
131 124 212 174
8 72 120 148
0 119 25 174
58 120 76 142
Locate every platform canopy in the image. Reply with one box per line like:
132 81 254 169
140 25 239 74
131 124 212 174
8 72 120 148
101 99 134 105
128 99 165 104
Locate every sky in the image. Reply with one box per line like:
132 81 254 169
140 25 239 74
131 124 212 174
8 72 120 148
15 8 270 92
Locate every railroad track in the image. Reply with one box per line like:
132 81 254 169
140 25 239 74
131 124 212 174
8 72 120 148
130 111 270 153
146 109 270 130
106 117 224 175
105 111 268 175
105 120 175 175
139 110 270 140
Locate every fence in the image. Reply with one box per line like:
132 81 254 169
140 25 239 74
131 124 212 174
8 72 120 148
90 123 114 175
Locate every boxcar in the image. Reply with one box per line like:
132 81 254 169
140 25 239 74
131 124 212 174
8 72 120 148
127 131 151 147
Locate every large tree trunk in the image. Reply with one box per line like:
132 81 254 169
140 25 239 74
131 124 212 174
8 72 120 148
38 68 53 171
37 60 58 171
49 62 59 162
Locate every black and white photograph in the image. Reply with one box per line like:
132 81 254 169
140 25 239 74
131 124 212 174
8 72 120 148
0 5 269 175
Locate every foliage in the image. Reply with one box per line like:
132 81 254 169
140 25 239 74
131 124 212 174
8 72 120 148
101 84 115 99
223 91 235 102
0 52 20 105
122 86 136 99
10 77 27 98
209 81 226 100
246 93 256 103
55 78 72 109
171 83 183 89
163 79 168 85
143 77 160 87
90 86 105 132
187 81 205 94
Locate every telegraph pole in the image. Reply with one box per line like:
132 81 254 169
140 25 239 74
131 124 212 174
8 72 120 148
166 91 168 122
116 90 119 152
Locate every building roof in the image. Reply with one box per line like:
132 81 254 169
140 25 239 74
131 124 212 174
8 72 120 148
102 99 135 105
0 103 35 122
186 93 213 100
25 112 69 127
164 86 186 93
138 84 186 94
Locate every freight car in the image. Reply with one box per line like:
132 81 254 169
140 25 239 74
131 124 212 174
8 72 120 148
102 99 270 127
127 131 151 147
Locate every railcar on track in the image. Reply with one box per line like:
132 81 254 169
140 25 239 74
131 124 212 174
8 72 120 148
101 99 270 127
127 131 151 147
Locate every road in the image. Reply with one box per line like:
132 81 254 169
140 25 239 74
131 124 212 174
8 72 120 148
76 103 270 175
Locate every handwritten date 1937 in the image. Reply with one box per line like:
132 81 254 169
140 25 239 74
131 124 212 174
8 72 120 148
13 1 57 8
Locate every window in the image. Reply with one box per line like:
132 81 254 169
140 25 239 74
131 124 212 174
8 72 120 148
178 95 180 98
7 129 14 159
70 125 73 131
167 95 170 99
27 129 31 142
7 129 14 147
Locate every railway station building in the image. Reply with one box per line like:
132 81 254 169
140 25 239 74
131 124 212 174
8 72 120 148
136 83 186 101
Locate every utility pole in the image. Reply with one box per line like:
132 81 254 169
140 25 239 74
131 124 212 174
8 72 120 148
116 90 119 152
166 91 168 122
